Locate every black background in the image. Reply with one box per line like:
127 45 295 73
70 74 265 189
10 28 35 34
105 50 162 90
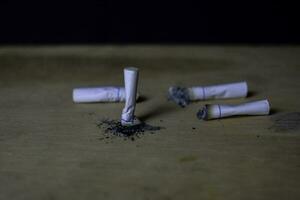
0 1 299 44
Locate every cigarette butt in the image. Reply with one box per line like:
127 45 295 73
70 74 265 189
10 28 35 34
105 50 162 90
121 67 141 126
189 81 248 100
168 81 248 107
197 99 270 120
72 87 140 103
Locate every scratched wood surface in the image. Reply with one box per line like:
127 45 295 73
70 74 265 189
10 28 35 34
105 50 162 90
0 46 299 200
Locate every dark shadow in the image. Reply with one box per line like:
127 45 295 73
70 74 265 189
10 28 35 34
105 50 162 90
139 103 179 121
136 95 148 103
247 91 257 98
270 108 281 115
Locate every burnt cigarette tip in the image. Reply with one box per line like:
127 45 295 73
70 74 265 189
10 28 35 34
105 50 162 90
168 86 190 107
197 106 208 120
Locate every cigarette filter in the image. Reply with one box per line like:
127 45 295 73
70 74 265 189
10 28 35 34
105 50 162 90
121 67 141 126
73 87 139 103
168 81 248 107
197 99 270 120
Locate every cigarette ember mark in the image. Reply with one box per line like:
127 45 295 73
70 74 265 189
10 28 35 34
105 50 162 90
168 86 190 107
269 112 300 133
97 119 162 141
197 106 208 120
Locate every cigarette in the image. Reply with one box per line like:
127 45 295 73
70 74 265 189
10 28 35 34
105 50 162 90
121 67 141 126
197 99 270 120
72 87 140 103
168 81 248 107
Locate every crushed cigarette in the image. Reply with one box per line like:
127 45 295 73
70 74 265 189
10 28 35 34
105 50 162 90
121 67 141 126
169 81 248 107
197 99 270 120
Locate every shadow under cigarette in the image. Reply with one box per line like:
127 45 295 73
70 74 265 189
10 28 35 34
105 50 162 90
247 91 257 98
139 103 179 121
136 95 148 103
269 108 281 115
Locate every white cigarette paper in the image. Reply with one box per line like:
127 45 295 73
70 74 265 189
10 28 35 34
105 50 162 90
72 87 139 103
197 99 270 120
121 67 141 126
168 81 248 107
188 81 248 100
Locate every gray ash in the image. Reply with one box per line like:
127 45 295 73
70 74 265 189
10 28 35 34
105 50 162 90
97 119 162 140
168 86 190 107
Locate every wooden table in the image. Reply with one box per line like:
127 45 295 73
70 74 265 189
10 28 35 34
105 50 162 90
0 46 299 200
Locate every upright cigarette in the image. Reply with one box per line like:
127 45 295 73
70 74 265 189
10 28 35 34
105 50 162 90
72 87 140 103
168 81 248 107
197 99 270 120
121 67 141 126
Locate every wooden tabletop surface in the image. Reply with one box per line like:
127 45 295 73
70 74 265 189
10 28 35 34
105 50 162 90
0 46 299 200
